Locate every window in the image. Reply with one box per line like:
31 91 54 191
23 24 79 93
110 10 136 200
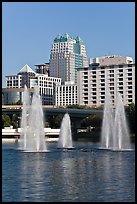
119 82 123 85
92 71 96 74
109 65 114 68
92 80 96 83
84 80 88 83
119 65 123 68
109 74 114 77
83 72 88 75
101 92 105 95
128 95 132 98
92 84 96 87
128 82 132 85
92 88 96 91
93 96 96 99
84 84 88 87
128 64 132 67
109 70 114 73
119 78 123 81
83 76 88 79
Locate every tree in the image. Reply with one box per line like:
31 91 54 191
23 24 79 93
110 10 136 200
2 114 12 128
125 103 135 134
11 114 18 128
81 114 102 131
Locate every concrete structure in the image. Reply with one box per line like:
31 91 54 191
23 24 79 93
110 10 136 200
55 81 78 106
77 56 135 106
49 33 88 84
35 63 50 75
89 55 133 66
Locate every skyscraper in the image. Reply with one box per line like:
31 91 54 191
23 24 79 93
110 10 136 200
49 33 88 84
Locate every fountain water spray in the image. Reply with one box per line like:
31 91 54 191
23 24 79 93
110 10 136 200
101 91 114 149
58 113 73 149
113 92 131 150
19 85 30 150
101 91 131 151
19 85 48 152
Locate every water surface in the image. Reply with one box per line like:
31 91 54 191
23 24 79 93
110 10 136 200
2 141 135 202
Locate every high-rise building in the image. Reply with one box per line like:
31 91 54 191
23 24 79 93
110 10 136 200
49 33 88 84
77 55 135 107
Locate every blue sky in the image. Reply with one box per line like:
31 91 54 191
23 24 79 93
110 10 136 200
2 2 135 87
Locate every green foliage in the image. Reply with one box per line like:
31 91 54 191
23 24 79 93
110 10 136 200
2 113 19 128
66 104 103 110
2 114 11 128
47 114 63 128
81 114 102 130
125 103 135 134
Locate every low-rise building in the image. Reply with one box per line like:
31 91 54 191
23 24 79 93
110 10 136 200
55 81 77 106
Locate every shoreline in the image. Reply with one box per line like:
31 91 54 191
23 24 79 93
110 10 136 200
2 137 59 143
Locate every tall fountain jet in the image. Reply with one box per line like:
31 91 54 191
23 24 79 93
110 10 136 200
113 92 131 150
101 90 114 149
19 85 30 150
19 85 48 152
100 91 131 151
58 113 73 149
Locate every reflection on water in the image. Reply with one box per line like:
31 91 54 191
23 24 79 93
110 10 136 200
2 142 135 202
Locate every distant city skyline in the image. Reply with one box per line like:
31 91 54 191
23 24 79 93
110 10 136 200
2 2 135 87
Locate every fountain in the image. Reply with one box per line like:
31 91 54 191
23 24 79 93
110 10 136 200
19 85 48 152
19 85 30 150
113 92 131 151
57 113 73 149
100 90 114 149
100 91 131 151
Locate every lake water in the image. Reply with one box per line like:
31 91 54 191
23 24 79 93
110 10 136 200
2 141 135 202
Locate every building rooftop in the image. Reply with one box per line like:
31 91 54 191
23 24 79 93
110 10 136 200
18 64 36 74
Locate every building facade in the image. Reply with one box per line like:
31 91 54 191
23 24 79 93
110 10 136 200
49 33 88 84
2 88 34 105
5 64 61 105
55 81 77 106
77 56 135 107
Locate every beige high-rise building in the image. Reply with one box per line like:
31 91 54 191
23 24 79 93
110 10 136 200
77 56 135 107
